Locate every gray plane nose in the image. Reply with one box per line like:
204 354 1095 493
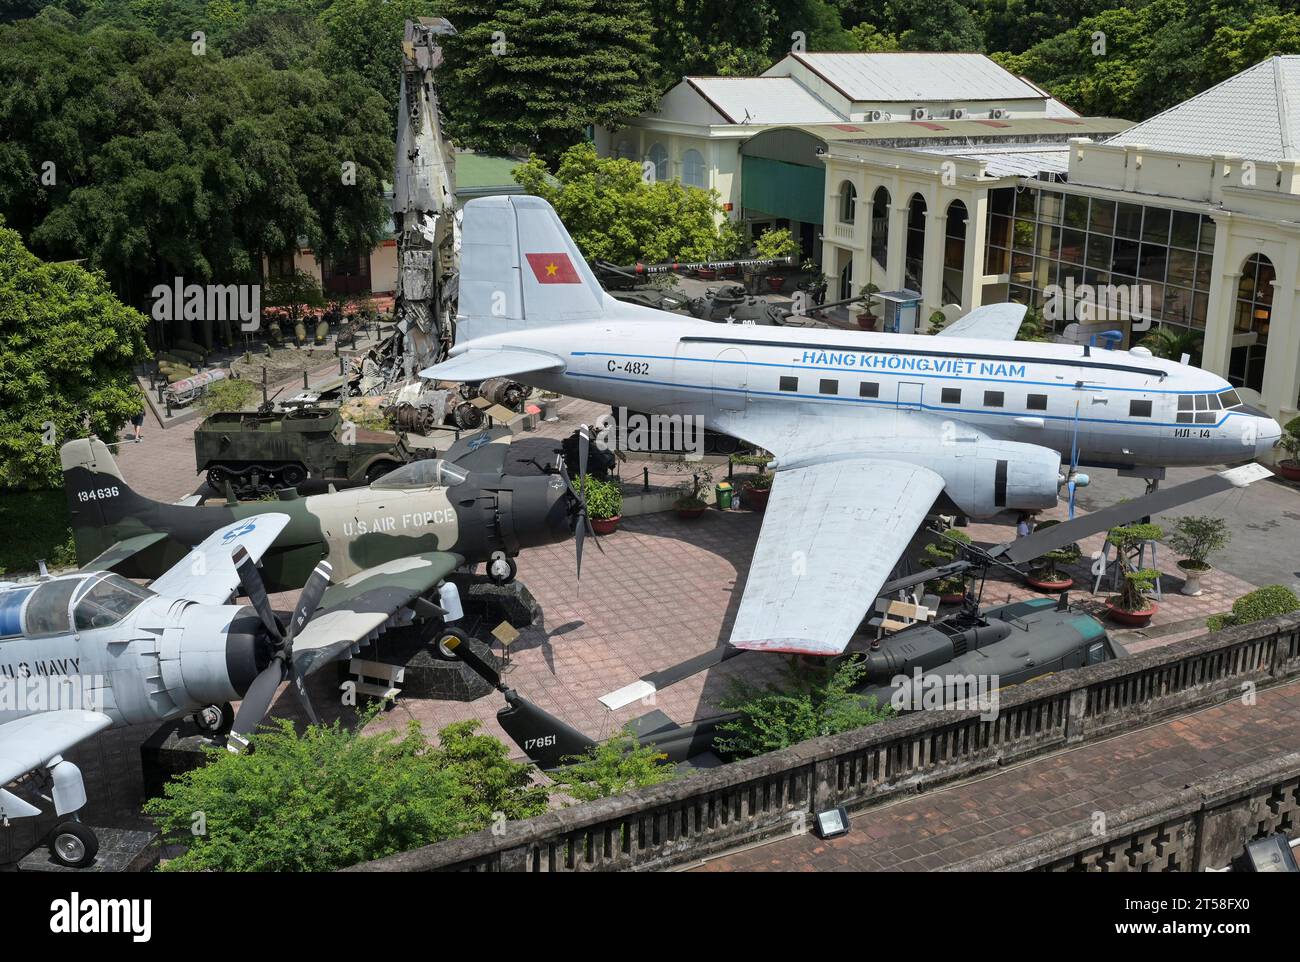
1255 415 1283 460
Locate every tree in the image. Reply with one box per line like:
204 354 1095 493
143 717 549 872
549 726 678 801
317 0 426 120
714 657 893 759
512 143 738 263
1141 325 1204 364
0 217 149 490
438 0 659 160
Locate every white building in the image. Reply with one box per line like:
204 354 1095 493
603 52 1300 422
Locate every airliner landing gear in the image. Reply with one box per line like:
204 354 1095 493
194 703 235 736
487 552 518 585
48 820 98 868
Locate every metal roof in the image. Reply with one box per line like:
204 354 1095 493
775 52 1045 102
788 115 1130 143
913 143 1070 177
684 77 844 124
1106 56 1300 161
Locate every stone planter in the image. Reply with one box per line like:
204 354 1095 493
696 268 717 281
765 274 785 293
1178 561 1210 596
742 484 770 511
675 504 707 519
1276 459 1300 482
857 312 878 331
1026 574 1074 592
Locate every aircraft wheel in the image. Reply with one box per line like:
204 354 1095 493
434 626 473 660
206 467 229 491
281 465 307 488
196 703 234 736
488 554 517 585
49 822 98 869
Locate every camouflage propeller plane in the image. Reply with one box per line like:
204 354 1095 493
59 427 586 597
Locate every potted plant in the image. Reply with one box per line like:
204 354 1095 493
1105 523 1163 625
1167 515 1230 596
585 477 623 534
926 310 947 336
696 265 718 281
1025 520 1081 591
921 528 973 603
1276 416 1300 482
755 227 797 293
741 471 773 512
856 283 881 330
674 469 712 519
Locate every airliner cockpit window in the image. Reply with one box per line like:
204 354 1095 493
370 458 469 489
73 574 154 631
1177 393 1233 424
1219 389 1242 409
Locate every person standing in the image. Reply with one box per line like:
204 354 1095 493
129 389 146 443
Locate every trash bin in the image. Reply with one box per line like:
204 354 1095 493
715 482 733 510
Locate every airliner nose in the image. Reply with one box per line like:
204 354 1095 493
1254 415 1282 460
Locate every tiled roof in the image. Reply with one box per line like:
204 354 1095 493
1106 56 1300 161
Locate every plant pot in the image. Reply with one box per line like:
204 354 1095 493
1178 561 1210 596
1026 574 1074 592
742 485 770 512
856 312 878 331
940 593 967 605
1276 459 1300 482
676 505 706 519
765 275 785 293
1106 600 1158 627
720 264 738 277
591 515 621 535
696 268 717 281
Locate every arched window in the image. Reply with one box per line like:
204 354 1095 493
943 200 968 305
1231 253 1274 391
646 143 668 182
905 193 927 293
870 186 890 268
681 149 706 188
839 181 857 224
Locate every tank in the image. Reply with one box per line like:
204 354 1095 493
194 405 432 498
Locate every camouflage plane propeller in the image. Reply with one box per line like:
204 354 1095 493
0 513 462 867
59 425 597 595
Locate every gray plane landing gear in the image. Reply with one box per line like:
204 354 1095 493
487 552 518 585
43 757 98 868
194 703 235 736
49 820 98 869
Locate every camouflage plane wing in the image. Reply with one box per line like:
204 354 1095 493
289 551 464 676
729 459 945 655
81 532 170 573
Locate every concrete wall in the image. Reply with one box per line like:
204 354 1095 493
347 613 1300 873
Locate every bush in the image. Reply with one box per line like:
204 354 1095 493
754 226 797 260
584 477 622 520
1167 515 1230 570
549 727 678 802
743 471 773 491
143 717 547 872
1208 585 1300 630
196 377 260 416
714 658 893 760
1281 416 1300 460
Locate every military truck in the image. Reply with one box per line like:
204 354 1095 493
194 406 432 498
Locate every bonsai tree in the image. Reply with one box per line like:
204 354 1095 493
921 528 972 597
1207 585 1300 631
1106 523 1163 615
584 477 623 521
1027 519 1081 586
926 310 948 335
1167 516 1230 573
1278 416 1300 474
673 467 712 511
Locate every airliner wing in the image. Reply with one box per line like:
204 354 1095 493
935 302 1026 341
730 459 945 654
420 347 562 382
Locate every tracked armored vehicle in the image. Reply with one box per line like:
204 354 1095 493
194 406 431 498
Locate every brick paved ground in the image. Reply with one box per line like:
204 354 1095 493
690 677 1300 872
5 390 1291 865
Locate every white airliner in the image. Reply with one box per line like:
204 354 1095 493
422 195 1282 656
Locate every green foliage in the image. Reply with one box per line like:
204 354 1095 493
438 0 658 160
743 471 773 491
921 527 972 593
754 226 797 260
1167 515 1230 569
1029 519 1081 580
196 377 259 416
715 657 893 760
143 717 548 872
584 476 623 520
1117 567 1159 611
1140 325 1204 364
1280 415 1300 460
513 143 736 264
549 726 678 802
1207 584 1300 630
264 270 326 327
0 218 150 490
1015 305 1051 342
926 310 947 335
1109 522 1164 552
0 489 74 573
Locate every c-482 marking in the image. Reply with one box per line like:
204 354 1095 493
607 359 651 376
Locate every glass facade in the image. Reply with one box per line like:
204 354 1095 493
983 187 1217 336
